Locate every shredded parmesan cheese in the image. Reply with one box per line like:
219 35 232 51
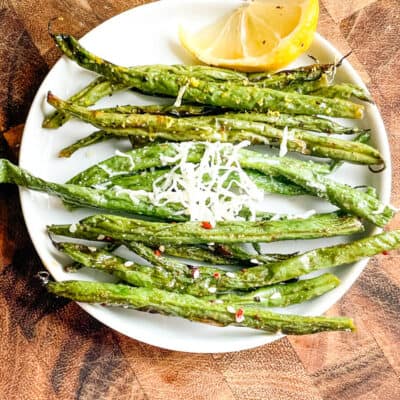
108 142 269 225
227 306 236 314
270 292 282 300
192 268 200 279
279 126 291 157
173 83 188 107
98 163 125 178
112 186 150 205
327 60 337 84
150 141 265 226
115 150 135 168
69 223 77 233
298 254 311 269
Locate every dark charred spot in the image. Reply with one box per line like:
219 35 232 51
215 245 232 257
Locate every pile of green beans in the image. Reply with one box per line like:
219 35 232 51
1 31 395 336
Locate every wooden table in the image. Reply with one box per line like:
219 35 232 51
0 1 399 398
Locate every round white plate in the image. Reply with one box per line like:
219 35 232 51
19 0 391 353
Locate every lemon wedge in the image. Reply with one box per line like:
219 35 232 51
179 0 319 71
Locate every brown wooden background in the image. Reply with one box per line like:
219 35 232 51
0 1 399 399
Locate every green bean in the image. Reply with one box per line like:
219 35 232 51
329 131 371 172
59 130 114 157
105 167 308 196
63 142 392 226
48 228 400 291
43 78 129 129
47 280 355 335
311 83 372 102
47 212 363 245
145 243 296 266
66 142 330 187
56 242 339 304
51 34 364 118
47 93 379 164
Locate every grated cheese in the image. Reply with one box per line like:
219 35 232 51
108 142 268 225
98 163 125 178
279 126 292 158
298 254 311 269
151 141 265 226
173 83 189 107
270 292 282 300
69 223 77 233
112 186 150 205
327 60 337 84
115 150 135 169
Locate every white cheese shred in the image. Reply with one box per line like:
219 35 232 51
270 292 282 300
150 141 265 226
115 150 135 169
173 83 188 107
279 126 290 158
109 142 265 225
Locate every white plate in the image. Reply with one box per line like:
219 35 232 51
19 0 391 353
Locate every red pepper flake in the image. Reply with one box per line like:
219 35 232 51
213 272 221 279
104 236 114 242
382 250 389 255
235 308 245 323
201 221 212 230
154 249 161 257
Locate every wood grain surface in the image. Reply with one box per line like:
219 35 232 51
0 1 399 399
